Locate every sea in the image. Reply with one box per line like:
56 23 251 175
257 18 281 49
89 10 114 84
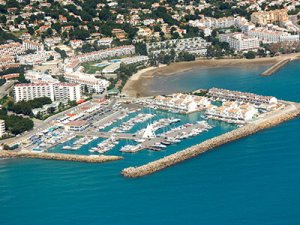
0 60 300 225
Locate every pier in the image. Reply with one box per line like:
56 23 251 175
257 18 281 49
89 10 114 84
0 150 123 163
121 102 300 178
261 59 290 76
77 131 140 140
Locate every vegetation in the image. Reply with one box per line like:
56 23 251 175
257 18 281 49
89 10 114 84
244 51 257 59
0 78 6 86
7 97 52 116
0 109 33 135
0 28 20 44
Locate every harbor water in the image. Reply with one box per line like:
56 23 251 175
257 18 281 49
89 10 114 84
1 60 300 225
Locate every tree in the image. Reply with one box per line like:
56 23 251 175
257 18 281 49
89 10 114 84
47 107 56 114
244 51 257 59
135 42 147 55
27 26 35 35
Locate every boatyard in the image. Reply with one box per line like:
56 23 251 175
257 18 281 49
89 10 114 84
1 88 299 175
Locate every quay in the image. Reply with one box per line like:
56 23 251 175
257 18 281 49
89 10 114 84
121 101 300 178
0 150 123 163
261 59 290 76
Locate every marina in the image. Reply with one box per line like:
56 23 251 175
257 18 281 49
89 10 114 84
1 86 299 178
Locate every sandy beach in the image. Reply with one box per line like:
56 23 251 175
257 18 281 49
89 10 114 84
122 53 300 97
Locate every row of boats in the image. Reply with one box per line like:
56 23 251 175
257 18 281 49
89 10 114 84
110 113 155 133
62 136 98 150
89 136 119 154
120 121 212 153
98 113 129 130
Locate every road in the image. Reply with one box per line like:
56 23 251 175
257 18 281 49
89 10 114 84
289 14 300 30
0 80 16 98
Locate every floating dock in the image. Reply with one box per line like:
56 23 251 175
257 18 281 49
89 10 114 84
261 59 290 76
121 102 300 178
0 150 123 163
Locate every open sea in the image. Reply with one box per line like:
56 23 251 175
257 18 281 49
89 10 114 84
1 60 300 225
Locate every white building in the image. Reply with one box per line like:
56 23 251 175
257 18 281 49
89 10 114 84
97 38 113 46
17 51 60 65
0 119 5 138
22 40 44 52
64 72 110 93
0 42 25 56
102 56 149 74
14 83 81 102
219 33 260 51
147 37 210 56
65 45 135 72
25 70 60 83
206 101 259 124
248 28 299 43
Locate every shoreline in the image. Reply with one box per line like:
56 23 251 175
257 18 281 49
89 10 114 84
122 53 300 97
122 101 300 178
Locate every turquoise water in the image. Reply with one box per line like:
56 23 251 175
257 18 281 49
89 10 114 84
1 60 300 225
50 108 235 158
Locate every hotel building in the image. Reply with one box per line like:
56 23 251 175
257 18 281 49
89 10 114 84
247 28 299 43
219 33 259 51
14 83 81 102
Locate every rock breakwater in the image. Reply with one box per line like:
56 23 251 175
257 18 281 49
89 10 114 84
122 103 300 178
0 150 123 163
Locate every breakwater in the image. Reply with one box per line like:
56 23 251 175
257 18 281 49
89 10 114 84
261 59 290 76
0 150 123 163
122 103 300 178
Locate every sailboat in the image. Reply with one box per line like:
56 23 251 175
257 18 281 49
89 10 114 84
142 123 156 139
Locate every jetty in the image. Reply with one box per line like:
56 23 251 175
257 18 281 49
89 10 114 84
261 59 290 76
121 101 300 178
0 150 123 163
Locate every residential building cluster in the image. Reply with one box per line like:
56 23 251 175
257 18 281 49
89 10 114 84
64 72 110 93
147 37 210 56
206 101 259 124
207 88 278 108
65 45 135 72
146 93 211 113
250 9 289 25
14 83 81 102
102 56 149 74
24 70 60 84
247 28 299 43
17 51 61 65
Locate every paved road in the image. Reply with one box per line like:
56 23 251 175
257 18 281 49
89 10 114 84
0 80 16 98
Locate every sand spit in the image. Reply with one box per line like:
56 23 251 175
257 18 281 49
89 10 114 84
0 150 123 163
122 102 300 178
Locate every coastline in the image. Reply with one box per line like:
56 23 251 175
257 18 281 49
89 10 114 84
122 53 300 97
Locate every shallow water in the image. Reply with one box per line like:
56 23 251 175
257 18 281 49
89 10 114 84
1 60 300 225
